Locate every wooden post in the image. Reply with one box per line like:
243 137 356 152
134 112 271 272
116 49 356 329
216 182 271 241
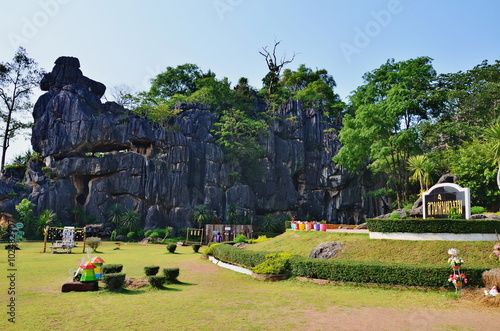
43 226 49 253
82 227 87 253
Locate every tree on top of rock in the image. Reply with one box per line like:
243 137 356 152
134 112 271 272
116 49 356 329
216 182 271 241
0 47 44 170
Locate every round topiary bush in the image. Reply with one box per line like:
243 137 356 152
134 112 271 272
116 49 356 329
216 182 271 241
163 267 180 283
102 273 126 291
144 266 160 276
167 243 177 253
148 275 166 288
192 244 201 253
102 264 123 274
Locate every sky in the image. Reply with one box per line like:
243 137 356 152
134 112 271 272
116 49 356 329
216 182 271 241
1 0 499 163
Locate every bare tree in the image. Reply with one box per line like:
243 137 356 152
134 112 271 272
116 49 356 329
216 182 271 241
259 40 296 96
109 84 135 108
0 47 43 170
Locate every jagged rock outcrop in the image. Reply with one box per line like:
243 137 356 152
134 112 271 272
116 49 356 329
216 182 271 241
1 56 379 229
309 242 344 259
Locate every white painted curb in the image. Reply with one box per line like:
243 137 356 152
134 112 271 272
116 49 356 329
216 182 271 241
209 256 253 275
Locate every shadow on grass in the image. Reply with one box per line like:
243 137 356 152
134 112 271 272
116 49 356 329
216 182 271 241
149 286 182 291
99 288 146 295
165 280 197 286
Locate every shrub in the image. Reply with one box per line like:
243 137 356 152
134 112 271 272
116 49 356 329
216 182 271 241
389 213 400 220
144 230 153 238
148 275 166 288
85 236 101 251
102 273 126 291
248 235 270 244
211 244 268 267
202 243 221 255
127 232 135 241
367 219 500 233
102 264 123 274
144 266 160 276
163 268 180 282
192 244 201 253
253 252 293 275
167 243 177 253
471 206 487 214
234 234 247 243
150 232 160 240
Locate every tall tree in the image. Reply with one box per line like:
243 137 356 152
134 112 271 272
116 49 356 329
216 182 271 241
0 47 43 170
484 123 500 189
333 57 439 208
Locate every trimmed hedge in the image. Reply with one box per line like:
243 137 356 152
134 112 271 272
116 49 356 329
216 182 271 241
211 245 488 288
212 243 268 268
144 266 160 276
102 273 126 291
163 268 180 282
102 264 123 274
148 275 166 288
367 218 500 234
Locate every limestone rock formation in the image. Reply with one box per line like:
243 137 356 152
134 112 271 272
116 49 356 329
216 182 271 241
1 56 379 229
309 242 344 259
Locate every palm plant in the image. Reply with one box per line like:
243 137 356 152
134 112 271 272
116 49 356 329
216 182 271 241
36 210 56 235
121 210 140 232
107 203 125 226
484 123 500 189
192 204 211 228
408 155 434 192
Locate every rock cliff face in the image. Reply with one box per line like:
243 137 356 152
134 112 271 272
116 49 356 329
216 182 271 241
3 57 378 229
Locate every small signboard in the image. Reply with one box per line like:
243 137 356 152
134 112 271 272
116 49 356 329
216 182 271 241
423 183 470 219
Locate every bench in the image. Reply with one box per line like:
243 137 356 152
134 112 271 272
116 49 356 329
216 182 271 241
50 241 76 253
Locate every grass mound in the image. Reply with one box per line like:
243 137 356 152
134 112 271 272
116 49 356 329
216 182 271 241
244 230 499 267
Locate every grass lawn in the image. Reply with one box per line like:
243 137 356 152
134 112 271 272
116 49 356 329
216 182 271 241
2 240 500 330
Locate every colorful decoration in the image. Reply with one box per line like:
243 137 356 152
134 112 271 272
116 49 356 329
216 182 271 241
447 248 467 291
80 261 96 282
484 286 498 297
90 256 105 280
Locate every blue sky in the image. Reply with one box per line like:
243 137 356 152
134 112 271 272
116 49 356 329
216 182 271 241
1 0 499 162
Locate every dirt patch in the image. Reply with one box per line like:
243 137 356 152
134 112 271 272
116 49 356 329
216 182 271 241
124 277 149 290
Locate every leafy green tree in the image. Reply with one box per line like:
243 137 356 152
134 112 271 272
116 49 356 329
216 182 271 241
450 138 500 209
334 57 439 207
0 47 43 169
149 63 209 100
15 198 36 237
484 123 500 189
281 64 344 117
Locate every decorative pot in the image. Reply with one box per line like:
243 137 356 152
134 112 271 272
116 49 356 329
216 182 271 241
320 224 327 231
305 223 312 231
452 265 461 270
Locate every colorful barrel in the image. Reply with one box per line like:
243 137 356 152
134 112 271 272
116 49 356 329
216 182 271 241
314 223 321 231
298 223 305 231
305 223 312 231
291 222 296 230
320 224 327 231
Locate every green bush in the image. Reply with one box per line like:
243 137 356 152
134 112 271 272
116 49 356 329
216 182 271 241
163 268 180 282
85 237 101 251
471 206 487 214
102 264 123 274
148 275 166 288
102 273 126 291
212 244 268 268
144 266 160 276
192 244 201 253
389 213 400 220
144 230 153 238
252 252 292 275
234 234 247 243
127 232 136 241
202 243 221 255
366 218 500 233
167 244 177 253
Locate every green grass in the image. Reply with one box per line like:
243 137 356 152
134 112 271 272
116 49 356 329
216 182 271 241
1 239 498 330
244 230 499 268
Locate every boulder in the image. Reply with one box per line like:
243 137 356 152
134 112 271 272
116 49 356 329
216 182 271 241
309 242 344 259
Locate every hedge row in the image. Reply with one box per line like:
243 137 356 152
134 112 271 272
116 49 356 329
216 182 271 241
367 219 500 234
211 245 488 287
211 244 269 268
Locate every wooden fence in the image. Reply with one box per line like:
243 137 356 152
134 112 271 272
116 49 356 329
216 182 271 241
204 224 253 244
